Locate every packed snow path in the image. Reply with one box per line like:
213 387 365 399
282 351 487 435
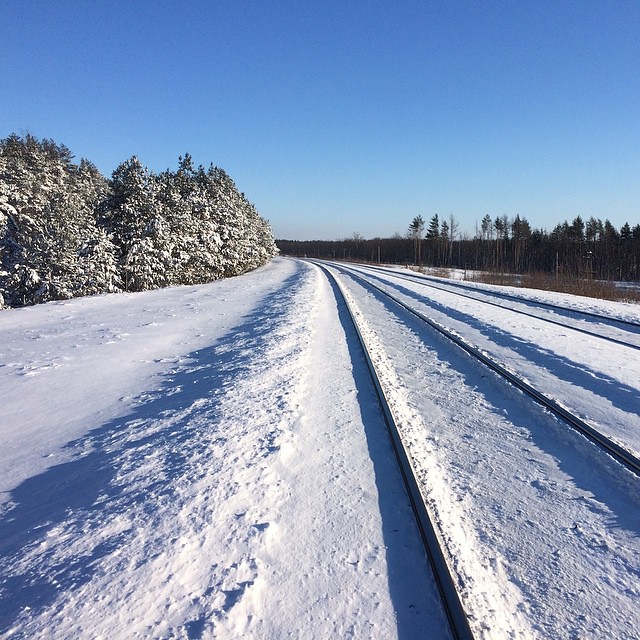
1 257 639 638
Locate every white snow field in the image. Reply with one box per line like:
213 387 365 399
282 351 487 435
1 256 639 639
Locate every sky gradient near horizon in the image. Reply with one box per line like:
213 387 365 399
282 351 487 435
2 1 639 240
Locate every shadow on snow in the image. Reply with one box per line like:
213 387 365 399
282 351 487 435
374 274 640 418
327 276 453 640
0 263 309 637
362 278 640 538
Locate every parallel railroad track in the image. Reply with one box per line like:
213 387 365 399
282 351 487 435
347 263 640 351
321 260 640 477
313 258 640 638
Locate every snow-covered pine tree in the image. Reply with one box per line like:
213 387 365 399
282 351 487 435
0 134 117 306
166 154 213 285
1 135 277 307
205 166 254 277
100 156 168 292
73 159 121 295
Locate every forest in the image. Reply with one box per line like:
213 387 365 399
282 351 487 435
3 132 637 310
278 211 640 284
0 134 278 308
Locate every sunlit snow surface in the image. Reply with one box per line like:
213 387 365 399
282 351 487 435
0 258 445 639
1 257 639 639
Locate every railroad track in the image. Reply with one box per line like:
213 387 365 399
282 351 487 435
313 259 640 637
323 260 640 477
347 262 640 352
358 262 640 330
317 262 476 640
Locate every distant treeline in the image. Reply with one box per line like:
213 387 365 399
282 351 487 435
278 213 640 281
0 134 278 308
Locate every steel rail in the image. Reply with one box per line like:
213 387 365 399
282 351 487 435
355 262 640 333
317 263 476 640
331 263 640 478
346 263 640 351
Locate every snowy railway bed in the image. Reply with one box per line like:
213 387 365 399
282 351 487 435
325 261 640 476
1 257 639 639
319 263 474 640
326 260 640 462
351 262 640 351
313 259 640 638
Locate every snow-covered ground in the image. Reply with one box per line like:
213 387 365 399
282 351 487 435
330 262 640 639
1 257 639 639
0 258 446 639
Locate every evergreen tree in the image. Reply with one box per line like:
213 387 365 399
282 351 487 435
100 156 169 291
426 214 440 265
408 215 425 264
440 220 450 265
0 134 277 307
0 134 117 305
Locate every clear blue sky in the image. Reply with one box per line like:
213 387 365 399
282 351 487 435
2 1 639 240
